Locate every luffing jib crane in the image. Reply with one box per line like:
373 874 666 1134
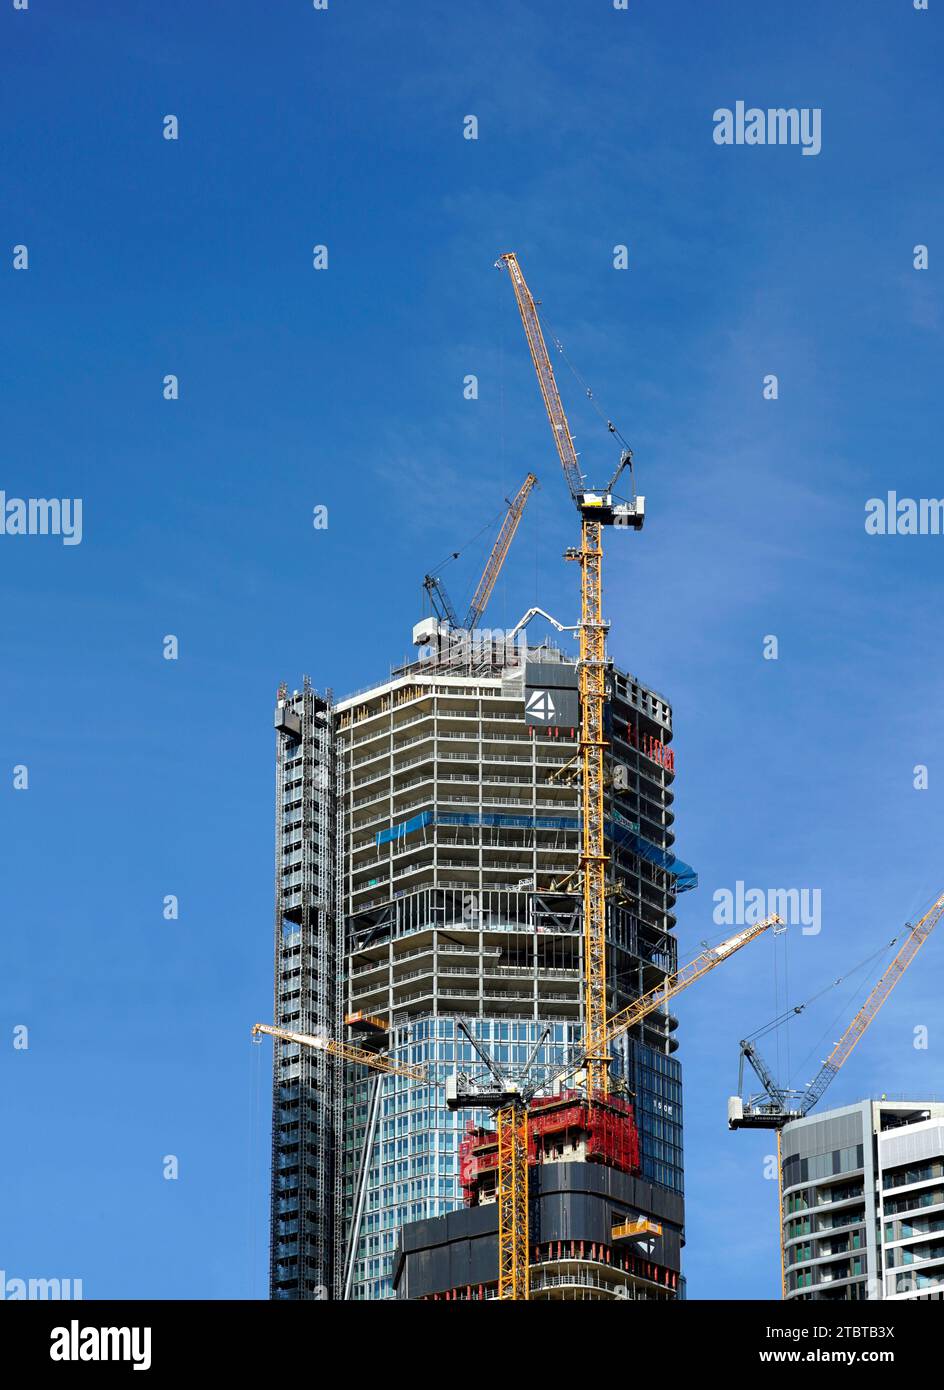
729 889 944 1131
254 915 780 1301
728 887 944 1299
422 472 537 632
443 1019 549 1302
256 1017 536 1301
447 914 784 1299
498 251 644 1100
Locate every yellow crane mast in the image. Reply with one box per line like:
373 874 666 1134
496 1104 530 1301
448 914 785 1300
576 516 610 1098
498 251 643 1098
256 915 779 1301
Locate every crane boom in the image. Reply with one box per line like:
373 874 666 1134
463 473 537 630
549 916 784 1090
422 472 537 634
799 887 944 1116
728 889 944 1301
599 915 785 1052
423 575 460 628
251 1023 430 1084
731 887 944 1133
497 254 584 502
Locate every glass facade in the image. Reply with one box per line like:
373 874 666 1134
782 1143 864 1188
618 1037 684 1193
346 1018 582 1300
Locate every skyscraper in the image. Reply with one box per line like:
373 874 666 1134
269 626 694 1299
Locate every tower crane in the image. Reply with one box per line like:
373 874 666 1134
729 890 944 1129
448 914 785 1299
422 472 537 632
255 915 778 1301
254 1018 535 1300
498 252 643 1098
727 886 944 1297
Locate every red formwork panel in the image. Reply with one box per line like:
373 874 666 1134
459 1092 640 1206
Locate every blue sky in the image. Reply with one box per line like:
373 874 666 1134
1 0 942 1300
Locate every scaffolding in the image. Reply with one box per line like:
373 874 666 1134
270 677 338 1299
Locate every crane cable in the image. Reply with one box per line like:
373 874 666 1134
787 969 891 1093
782 885 938 1089
744 934 901 1047
542 312 632 450
428 507 507 578
539 307 635 471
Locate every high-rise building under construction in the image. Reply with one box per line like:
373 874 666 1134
268 622 695 1300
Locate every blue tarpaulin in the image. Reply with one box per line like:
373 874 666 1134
376 808 697 892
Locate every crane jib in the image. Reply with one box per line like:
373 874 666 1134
737 888 944 1125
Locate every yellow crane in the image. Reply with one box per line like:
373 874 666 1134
256 916 780 1301
423 472 537 632
449 914 785 1299
251 1022 429 1083
498 252 643 1099
729 887 944 1298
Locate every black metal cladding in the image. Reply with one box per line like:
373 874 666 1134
393 1162 684 1299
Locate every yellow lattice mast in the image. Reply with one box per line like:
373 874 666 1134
576 516 609 1094
498 251 643 1098
496 1104 530 1301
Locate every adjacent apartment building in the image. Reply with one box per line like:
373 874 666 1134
783 1099 944 1300
269 626 695 1299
